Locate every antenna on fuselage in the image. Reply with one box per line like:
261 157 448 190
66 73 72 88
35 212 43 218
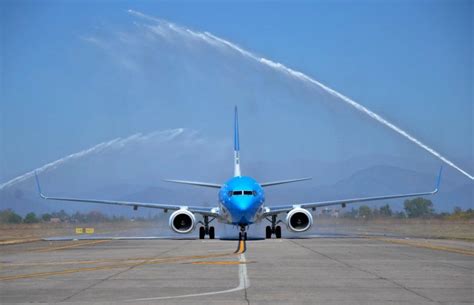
234 106 241 177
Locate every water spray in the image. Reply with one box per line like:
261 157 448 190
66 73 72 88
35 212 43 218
128 10 473 181
0 129 185 191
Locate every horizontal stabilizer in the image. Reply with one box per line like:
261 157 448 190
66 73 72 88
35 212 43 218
260 177 312 187
163 179 222 188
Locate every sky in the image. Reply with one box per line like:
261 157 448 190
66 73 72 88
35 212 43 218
1 0 472 193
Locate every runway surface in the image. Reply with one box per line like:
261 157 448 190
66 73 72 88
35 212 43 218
0 236 472 305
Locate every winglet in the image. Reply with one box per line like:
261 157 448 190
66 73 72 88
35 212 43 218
34 171 47 199
434 166 443 193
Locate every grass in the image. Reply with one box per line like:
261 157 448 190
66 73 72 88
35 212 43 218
0 221 155 242
313 217 474 241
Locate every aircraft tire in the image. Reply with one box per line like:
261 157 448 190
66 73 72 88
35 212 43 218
209 226 215 239
199 227 205 239
265 226 272 239
244 232 247 240
275 226 282 239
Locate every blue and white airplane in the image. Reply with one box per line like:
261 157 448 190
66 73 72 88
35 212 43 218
35 107 442 241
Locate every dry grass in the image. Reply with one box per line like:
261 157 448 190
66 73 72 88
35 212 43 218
0 222 154 242
313 217 474 241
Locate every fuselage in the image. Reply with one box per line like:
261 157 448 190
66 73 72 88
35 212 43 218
218 176 265 225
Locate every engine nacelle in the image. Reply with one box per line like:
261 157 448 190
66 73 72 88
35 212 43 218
286 208 313 232
169 209 196 234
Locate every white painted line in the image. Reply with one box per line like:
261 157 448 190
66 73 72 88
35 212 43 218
129 254 249 301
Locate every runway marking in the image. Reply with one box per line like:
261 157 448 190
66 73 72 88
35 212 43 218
234 239 246 254
129 253 249 302
0 251 240 268
0 251 244 280
32 240 110 253
0 238 41 245
370 237 474 256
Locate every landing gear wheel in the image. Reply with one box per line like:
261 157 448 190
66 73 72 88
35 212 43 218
265 226 272 239
244 232 247 240
275 226 282 239
239 232 242 240
209 226 215 239
199 227 206 239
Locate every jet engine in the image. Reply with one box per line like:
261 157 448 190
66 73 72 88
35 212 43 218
286 208 313 232
169 209 196 234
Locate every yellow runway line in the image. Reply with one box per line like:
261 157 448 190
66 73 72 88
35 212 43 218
32 240 110 253
1 251 240 268
0 238 41 246
234 240 246 254
0 251 243 281
0 264 130 281
369 237 474 256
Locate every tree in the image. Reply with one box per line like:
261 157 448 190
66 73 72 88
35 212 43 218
404 197 434 218
0 209 23 224
24 212 39 224
379 204 392 217
358 205 372 219
41 213 52 222
51 210 69 222
394 211 406 218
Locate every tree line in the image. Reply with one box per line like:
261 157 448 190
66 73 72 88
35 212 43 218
0 209 148 224
339 197 473 220
1 197 472 224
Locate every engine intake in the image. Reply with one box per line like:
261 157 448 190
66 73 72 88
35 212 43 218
286 208 313 232
169 209 196 234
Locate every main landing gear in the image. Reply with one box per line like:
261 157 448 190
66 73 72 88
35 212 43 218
265 215 282 239
198 216 215 239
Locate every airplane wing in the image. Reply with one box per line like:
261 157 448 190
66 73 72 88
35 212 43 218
264 167 442 216
163 179 221 188
35 173 218 217
260 177 312 187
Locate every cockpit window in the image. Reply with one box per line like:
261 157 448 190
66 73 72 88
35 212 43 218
230 190 255 196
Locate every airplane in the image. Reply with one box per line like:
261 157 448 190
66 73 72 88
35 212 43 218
35 107 442 241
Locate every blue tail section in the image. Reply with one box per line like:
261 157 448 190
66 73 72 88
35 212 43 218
234 106 241 176
234 106 240 152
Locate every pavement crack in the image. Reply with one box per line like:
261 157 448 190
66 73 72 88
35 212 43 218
243 272 250 305
57 241 190 303
289 239 441 304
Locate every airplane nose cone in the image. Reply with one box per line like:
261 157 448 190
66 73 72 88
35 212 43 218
232 197 254 212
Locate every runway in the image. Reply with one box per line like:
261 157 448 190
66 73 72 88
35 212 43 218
0 236 472 304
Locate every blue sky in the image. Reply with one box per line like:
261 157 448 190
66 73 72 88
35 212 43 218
1 0 472 184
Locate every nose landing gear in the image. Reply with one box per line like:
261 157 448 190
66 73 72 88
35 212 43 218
265 215 282 239
239 225 247 241
198 216 215 239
